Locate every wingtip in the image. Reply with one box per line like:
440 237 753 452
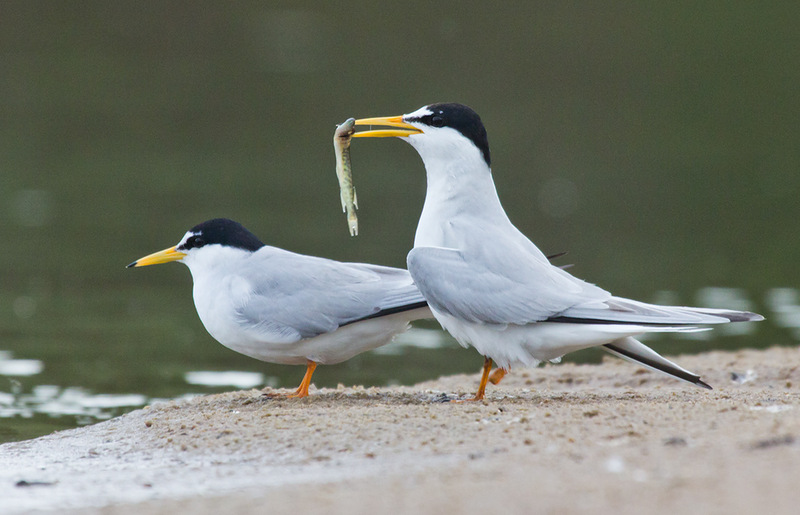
696 378 713 390
716 310 765 323
603 341 714 391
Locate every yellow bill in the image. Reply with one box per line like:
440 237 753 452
353 115 423 138
127 246 186 268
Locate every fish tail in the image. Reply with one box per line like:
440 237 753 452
348 210 358 236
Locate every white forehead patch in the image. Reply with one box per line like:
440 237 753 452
405 105 434 119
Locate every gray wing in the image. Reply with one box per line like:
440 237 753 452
407 247 762 326
235 249 426 342
407 246 610 325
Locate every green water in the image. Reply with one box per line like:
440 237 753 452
1 2 799 442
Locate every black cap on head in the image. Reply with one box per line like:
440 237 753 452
408 103 490 166
179 218 265 252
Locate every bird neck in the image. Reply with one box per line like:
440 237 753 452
183 246 252 283
414 154 512 249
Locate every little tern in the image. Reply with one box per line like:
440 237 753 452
353 103 763 400
127 218 431 398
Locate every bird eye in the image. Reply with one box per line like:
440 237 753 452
184 236 205 249
431 115 444 127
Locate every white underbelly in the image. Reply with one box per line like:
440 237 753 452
430 307 683 370
209 308 431 366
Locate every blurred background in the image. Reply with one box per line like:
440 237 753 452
1 2 798 442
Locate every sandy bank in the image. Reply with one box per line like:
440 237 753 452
2 346 799 514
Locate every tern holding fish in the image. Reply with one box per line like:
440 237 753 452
351 103 764 401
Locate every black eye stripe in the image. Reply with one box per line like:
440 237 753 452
180 235 206 250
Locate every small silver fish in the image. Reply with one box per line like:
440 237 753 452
334 118 358 236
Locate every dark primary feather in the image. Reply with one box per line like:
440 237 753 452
602 338 712 389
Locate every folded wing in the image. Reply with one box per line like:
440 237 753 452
234 248 427 342
408 246 762 327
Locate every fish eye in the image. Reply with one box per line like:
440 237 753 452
431 115 444 127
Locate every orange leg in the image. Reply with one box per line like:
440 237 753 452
287 360 317 398
488 367 507 385
472 356 493 400
453 357 493 402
